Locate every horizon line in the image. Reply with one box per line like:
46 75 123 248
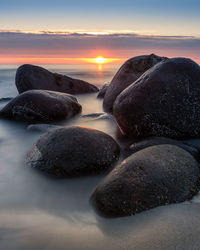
0 29 199 39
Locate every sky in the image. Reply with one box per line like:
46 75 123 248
0 0 200 64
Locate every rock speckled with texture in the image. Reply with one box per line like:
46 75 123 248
26 126 120 177
114 57 200 139
91 144 200 217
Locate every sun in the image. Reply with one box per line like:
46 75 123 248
93 56 107 64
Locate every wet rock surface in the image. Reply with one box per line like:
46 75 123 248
27 124 61 132
82 113 111 121
97 84 109 99
113 57 200 139
123 137 200 161
0 89 82 122
103 54 167 113
16 64 99 94
91 144 200 218
26 126 120 177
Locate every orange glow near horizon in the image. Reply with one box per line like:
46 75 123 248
82 56 121 64
98 64 102 71
0 52 199 65
93 56 107 64
81 56 121 70
0 56 123 65
90 56 112 70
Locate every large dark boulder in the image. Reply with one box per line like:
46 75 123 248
0 90 81 122
113 57 200 139
16 64 99 94
103 54 167 112
26 126 120 177
91 144 200 218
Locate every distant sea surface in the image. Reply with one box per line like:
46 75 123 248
0 63 200 250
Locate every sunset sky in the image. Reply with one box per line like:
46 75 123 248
0 0 200 64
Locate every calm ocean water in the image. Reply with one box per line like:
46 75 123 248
0 63 200 250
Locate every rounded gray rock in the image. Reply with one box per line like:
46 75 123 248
26 126 120 177
16 64 99 94
103 54 167 113
0 90 82 122
113 57 200 139
91 144 200 217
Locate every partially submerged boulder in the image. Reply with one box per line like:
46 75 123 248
114 57 200 139
82 113 111 121
91 144 200 218
26 126 120 177
16 64 99 94
0 90 81 122
123 137 200 161
27 124 60 133
103 54 167 112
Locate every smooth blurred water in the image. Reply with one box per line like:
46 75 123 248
0 64 200 250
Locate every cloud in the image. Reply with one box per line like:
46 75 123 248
0 30 200 63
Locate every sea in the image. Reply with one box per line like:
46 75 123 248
0 63 200 250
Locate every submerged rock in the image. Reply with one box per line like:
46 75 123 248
114 57 200 139
26 126 120 177
0 90 82 122
16 64 99 94
0 97 13 102
103 54 167 112
82 113 104 118
91 144 200 218
97 84 109 99
27 124 60 132
82 113 111 120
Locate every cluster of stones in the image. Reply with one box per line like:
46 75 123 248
1 55 200 218
0 64 99 122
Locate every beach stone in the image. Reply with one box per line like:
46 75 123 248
103 54 167 112
16 64 99 94
26 126 120 177
97 84 109 98
82 113 111 121
27 124 61 132
123 137 200 161
0 97 13 102
113 57 200 139
90 144 200 218
82 113 104 118
0 90 81 122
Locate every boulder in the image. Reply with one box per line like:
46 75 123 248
16 64 99 94
97 84 109 98
103 54 167 112
91 144 200 218
0 90 81 122
113 57 200 139
123 137 200 161
26 126 120 177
